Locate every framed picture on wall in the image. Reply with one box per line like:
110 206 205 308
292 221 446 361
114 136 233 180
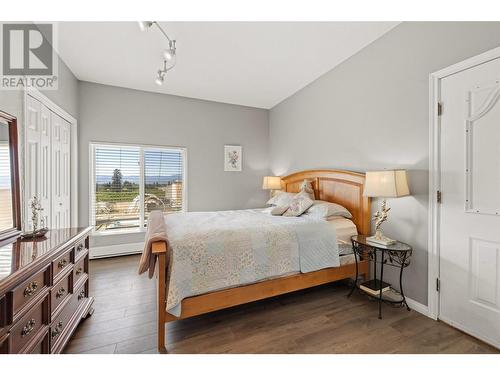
224 145 242 172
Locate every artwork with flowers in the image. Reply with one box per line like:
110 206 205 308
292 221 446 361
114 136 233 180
224 145 242 171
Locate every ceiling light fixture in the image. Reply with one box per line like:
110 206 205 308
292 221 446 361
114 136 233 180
138 21 177 85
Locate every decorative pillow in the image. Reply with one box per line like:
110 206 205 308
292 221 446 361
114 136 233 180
283 195 314 217
271 206 289 216
299 179 315 200
303 200 352 219
266 191 295 206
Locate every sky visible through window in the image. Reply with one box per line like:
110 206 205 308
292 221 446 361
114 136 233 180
95 146 183 184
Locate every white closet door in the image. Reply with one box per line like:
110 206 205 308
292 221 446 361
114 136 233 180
39 104 51 228
50 112 71 230
61 117 71 228
25 96 41 231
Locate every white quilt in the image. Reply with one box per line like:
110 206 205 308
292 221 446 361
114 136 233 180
163 209 340 316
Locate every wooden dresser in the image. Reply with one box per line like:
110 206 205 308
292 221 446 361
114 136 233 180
0 227 93 354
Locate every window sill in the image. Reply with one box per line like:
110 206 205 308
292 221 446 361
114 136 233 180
91 228 146 237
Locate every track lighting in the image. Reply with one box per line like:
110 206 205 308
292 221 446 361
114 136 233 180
154 61 174 86
155 71 165 86
138 21 154 31
138 21 177 85
163 40 176 61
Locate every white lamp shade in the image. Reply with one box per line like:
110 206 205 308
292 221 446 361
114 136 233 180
262 176 282 190
363 170 410 198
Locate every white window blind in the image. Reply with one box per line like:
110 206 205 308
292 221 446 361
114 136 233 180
90 143 186 233
0 141 13 231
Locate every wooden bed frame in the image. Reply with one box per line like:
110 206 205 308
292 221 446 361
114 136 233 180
151 169 371 353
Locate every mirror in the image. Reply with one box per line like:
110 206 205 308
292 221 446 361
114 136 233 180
0 110 21 241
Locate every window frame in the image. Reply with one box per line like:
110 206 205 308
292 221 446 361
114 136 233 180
89 141 187 236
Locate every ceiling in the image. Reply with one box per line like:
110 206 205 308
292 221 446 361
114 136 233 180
56 22 398 109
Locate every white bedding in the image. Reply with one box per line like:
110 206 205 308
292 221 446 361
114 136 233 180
164 209 342 316
325 217 358 244
155 208 358 316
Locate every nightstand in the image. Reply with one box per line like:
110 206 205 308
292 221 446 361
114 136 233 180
348 234 412 319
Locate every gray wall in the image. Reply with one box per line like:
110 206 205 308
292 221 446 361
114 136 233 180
269 22 500 305
78 82 269 247
40 58 79 119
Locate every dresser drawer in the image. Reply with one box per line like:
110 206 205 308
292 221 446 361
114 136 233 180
74 237 89 262
28 329 49 354
50 279 87 351
52 249 73 281
12 266 49 320
0 295 6 328
0 333 8 354
10 294 48 353
50 300 75 348
73 256 87 286
74 276 88 306
51 272 72 317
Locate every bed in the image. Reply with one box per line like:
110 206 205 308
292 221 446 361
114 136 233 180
148 169 371 353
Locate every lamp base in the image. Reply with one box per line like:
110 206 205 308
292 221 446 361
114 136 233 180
366 230 396 246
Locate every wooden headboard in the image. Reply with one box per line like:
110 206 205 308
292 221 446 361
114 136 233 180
281 169 371 235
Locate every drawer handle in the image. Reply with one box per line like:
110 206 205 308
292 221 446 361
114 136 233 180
78 290 86 300
76 267 83 276
77 243 84 252
24 281 39 297
21 319 36 337
51 321 63 338
56 287 66 299
58 258 68 269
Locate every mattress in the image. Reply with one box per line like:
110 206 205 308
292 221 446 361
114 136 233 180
324 217 357 265
325 217 358 244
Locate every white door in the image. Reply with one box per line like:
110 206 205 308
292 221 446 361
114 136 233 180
50 112 71 230
439 56 500 348
39 104 51 228
25 96 41 231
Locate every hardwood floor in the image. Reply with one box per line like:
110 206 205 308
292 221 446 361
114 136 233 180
64 255 499 354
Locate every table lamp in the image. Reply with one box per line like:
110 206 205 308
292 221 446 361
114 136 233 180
262 176 282 198
363 170 410 245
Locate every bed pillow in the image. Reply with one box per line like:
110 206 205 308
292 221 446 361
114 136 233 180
271 206 289 216
283 195 314 217
299 179 315 200
266 191 295 206
303 200 353 219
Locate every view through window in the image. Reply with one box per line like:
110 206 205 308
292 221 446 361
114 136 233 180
91 143 185 233
0 141 13 230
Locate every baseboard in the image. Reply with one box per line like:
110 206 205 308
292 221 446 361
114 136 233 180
439 315 500 349
405 297 431 318
90 242 143 259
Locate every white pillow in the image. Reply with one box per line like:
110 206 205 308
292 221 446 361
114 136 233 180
303 200 352 219
283 195 314 217
271 206 289 216
266 191 295 206
299 179 315 200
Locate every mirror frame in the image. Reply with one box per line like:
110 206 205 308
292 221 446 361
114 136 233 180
0 110 21 241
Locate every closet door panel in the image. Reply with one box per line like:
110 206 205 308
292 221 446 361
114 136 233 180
51 112 62 230
61 119 71 228
25 96 41 231
40 105 51 228
51 112 71 230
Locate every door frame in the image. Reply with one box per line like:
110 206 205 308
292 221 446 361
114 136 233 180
22 88 79 229
428 45 500 320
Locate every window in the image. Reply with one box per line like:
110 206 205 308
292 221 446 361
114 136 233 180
0 141 13 231
90 143 186 234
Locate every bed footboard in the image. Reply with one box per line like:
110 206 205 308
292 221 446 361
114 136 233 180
151 238 368 354
152 240 168 353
